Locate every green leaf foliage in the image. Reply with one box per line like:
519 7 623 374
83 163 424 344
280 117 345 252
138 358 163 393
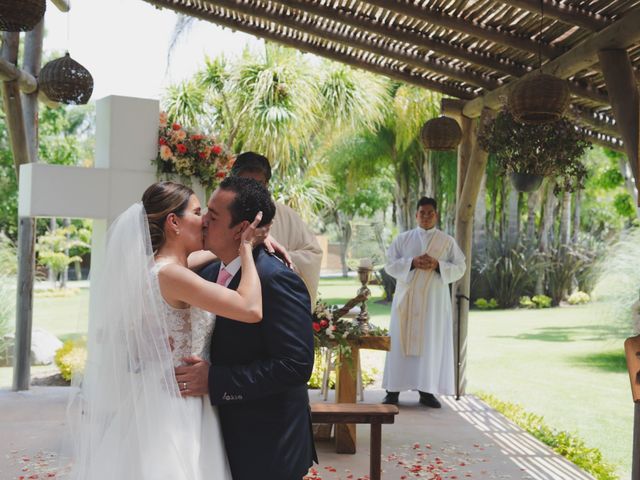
478 109 591 193
478 392 618 480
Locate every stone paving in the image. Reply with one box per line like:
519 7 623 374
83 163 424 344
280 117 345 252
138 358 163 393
0 387 593 480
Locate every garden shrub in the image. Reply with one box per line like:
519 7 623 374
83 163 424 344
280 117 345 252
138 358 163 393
567 291 590 305
478 392 617 480
532 294 552 308
476 240 542 308
474 298 498 310
519 295 551 308
308 348 378 389
519 296 535 308
0 234 15 362
55 339 87 382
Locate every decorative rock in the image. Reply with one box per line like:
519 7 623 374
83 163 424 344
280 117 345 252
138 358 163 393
30 328 63 365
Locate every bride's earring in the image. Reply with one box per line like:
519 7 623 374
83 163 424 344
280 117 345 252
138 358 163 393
175 230 180 236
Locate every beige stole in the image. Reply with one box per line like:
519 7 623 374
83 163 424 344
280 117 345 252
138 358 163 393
397 229 451 356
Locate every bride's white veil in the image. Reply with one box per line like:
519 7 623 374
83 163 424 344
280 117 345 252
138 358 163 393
64 202 199 480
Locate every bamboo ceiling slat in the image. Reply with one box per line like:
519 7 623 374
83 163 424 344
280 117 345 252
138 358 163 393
143 0 640 145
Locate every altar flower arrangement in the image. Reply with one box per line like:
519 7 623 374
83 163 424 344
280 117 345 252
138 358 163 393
153 112 234 187
312 299 388 360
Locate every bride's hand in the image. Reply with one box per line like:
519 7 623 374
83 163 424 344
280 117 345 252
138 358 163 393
240 211 264 249
264 235 293 269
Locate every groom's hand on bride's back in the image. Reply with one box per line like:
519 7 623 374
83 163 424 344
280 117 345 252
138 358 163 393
175 355 210 397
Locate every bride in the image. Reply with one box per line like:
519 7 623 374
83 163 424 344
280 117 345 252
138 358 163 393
65 181 271 480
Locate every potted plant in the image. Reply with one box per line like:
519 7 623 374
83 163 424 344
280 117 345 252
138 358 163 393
478 109 591 193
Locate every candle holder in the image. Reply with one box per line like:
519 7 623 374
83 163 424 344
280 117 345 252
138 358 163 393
356 266 372 334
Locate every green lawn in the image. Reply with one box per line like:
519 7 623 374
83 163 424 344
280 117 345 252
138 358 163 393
320 278 631 479
466 304 632 479
1 279 632 478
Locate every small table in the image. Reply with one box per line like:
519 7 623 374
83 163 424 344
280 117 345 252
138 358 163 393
335 335 391 453
311 403 398 480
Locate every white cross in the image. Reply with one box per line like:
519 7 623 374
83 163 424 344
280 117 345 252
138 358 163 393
18 95 206 283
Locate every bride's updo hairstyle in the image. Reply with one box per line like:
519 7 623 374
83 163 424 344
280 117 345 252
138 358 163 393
142 181 194 253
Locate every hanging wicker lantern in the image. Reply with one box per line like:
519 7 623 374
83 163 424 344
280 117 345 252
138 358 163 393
420 116 462 151
0 0 45 32
508 73 570 125
39 53 94 105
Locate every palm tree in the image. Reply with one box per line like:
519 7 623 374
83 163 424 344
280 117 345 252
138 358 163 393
163 80 206 129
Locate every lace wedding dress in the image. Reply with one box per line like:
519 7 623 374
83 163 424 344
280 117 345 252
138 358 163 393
150 261 231 480
64 204 231 480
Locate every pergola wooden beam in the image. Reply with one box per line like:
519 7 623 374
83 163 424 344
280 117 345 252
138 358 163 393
153 0 625 142
262 0 529 78
494 0 611 31
1 33 31 172
366 0 563 58
598 49 640 195
152 0 475 99
51 0 70 12
0 57 37 94
265 0 611 107
462 6 640 117
452 109 491 397
214 0 494 91
12 21 43 392
568 106 619 137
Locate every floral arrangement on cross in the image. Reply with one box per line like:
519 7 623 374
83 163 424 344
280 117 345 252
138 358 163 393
153 112 234 188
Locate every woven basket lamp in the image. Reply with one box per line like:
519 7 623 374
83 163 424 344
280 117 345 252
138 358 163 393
508 73 570 124
0 0 45 32
420 116 463 151
39 53 94 105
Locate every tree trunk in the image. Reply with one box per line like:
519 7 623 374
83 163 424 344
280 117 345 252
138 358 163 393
526 189 541 241
488 173 498 240
419 150 433 196
472 172 487 258
48 217 56 285
559 191 571 247
61 218 70 288
536 181 557 295
499 175 507 244
506 183 519 247
618 157 639 216
74 260 82 281
572 190 581 245
335 211 352 278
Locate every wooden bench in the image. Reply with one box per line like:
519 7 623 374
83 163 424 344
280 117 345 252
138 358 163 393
310 403 399 480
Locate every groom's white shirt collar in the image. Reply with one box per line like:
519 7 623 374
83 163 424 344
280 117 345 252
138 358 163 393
220 256 242 287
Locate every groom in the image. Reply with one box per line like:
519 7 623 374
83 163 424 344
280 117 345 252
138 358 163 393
176 176 317 480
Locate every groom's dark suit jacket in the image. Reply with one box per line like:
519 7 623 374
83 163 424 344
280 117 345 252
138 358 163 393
201 248 317 480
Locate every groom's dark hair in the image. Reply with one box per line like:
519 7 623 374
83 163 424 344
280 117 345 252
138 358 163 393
230 152 272 182
219 176 276 228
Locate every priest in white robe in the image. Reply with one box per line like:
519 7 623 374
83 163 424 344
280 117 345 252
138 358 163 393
382 197 466 408
231 152 323 305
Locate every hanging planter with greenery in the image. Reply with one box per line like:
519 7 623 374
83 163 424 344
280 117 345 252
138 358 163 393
478 109 591 193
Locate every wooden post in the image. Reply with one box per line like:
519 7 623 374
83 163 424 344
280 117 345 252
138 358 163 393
1 30 31 391
624 335 640 479
369 422 382 480
12 21 43 391
452 110 491 398
335 346 359 453
597 49 640 204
